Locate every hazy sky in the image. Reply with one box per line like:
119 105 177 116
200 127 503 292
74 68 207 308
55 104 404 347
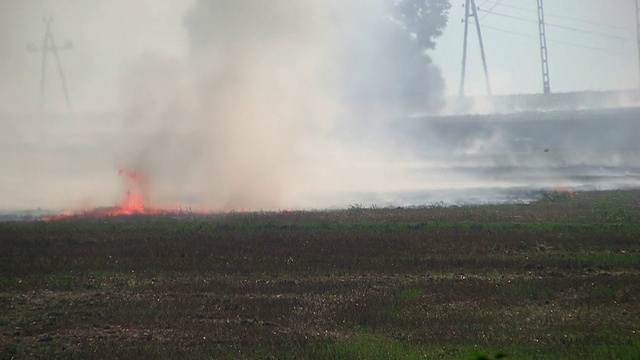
1 0 637 112
0 0 193 112
434 0 638 96
1 0 640 212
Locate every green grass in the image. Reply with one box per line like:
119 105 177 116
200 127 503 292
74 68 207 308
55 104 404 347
1 189 640 359
327 335 427 360
9 219 640 234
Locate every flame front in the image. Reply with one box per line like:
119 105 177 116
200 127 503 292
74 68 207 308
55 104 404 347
113 169 149 215
41 169 251 221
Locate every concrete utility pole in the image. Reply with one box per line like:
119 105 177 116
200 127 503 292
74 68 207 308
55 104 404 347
636 0 640 87
27 16 73 111
459 0 492 97
537 0 551 94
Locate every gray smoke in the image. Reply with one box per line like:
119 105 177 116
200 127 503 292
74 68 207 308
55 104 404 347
115 0 452 210
2 1 639 214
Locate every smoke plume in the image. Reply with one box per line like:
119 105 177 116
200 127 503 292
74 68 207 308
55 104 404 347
116 0 451 210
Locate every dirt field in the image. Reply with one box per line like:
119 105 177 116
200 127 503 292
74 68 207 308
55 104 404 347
1 190 639 359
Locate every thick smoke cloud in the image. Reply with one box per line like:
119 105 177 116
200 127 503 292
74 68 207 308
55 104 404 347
4 1 637 214
117 0 451 210
0 0 193 211
0 0 452 212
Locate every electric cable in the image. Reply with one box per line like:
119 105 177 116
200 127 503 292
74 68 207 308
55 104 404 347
479 0 633 31
477 10 635 42
479 0 503 21
482 24 636 58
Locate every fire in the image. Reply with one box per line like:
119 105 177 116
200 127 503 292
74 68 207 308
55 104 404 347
112 169 150 215
553 181 575 198
544 181 576 202
42 168 159 221
41 169 258 222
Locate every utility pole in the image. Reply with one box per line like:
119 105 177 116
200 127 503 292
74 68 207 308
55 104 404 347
537 0 551 94
459 0 492 97
636 0 640 87
27 16 73 111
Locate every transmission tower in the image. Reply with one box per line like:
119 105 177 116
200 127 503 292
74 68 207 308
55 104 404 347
459 0 492 97
537 0 551 94
636 0 640 87
27 16 73 111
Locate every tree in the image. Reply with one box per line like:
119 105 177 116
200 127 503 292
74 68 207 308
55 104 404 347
341 0 452 112
393 0 451 52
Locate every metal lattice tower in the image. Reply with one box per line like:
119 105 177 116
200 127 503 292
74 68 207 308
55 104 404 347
537 0 551 94
27 16 73 111
636 0 640 87
459 0 492 97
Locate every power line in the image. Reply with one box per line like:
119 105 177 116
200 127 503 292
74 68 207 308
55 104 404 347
482 24 636 58
478 0 632 32
547 22 634 43
477 10 536 23
546 12 633 32
478 0 535 14
477 9 635 43
478 0 503 21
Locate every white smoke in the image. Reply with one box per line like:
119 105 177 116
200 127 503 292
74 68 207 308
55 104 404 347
115 0 449 210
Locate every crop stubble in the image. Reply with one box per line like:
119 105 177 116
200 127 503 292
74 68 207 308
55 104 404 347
1 190 639 359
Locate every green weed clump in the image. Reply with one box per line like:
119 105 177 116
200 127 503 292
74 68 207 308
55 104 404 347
469 351 509 360
328 335 425 360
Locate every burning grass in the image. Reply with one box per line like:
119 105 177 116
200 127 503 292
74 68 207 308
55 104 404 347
1 190 640 359
41 169 255 222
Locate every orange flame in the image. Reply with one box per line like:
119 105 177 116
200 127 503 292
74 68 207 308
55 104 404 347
41 169 255 221
112 168 150 215
553 181 575 198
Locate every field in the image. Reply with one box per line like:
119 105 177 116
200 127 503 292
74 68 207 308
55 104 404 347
1 190 639 359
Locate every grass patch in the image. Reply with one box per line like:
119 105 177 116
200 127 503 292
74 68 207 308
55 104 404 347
1 189 639 358
327 335 426 360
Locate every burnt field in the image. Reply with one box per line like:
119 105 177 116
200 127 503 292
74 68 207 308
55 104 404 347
1 190 640 359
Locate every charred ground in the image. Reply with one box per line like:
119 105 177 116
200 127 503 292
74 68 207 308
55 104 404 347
1 190 639 359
